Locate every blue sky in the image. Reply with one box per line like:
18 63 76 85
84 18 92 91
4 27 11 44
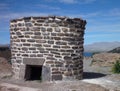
0 0 120 44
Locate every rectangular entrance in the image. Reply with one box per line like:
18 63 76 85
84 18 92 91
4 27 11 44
25 65 42 80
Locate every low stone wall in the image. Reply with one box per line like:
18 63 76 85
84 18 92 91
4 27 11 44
10 16 86 81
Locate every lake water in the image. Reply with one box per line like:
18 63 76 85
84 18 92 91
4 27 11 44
84 52 93 57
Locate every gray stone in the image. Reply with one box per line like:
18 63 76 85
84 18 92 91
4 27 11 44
10 16 86 81
47 28 53 32
55 27 60 32
56 41 67 45
48 40 54 44
42 66 51 81
52 74 62 80
27 39 35 42
23 58 45 65
51 33 56 36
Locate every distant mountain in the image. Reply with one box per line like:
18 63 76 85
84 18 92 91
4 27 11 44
0 44 10 48
0 44 10 51
84 42 120 52
108 47 120 53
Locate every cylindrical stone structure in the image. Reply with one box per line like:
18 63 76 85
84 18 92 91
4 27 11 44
10 16 86 81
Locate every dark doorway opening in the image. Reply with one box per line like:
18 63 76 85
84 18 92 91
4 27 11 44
25 65 42 80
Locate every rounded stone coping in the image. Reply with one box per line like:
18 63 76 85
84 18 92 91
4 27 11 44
10 16 86 26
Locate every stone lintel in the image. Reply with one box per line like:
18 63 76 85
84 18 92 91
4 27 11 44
23 58 45 65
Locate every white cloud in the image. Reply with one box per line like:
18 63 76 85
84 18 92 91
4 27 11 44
83 0 96 3
60 0 96 4
45 0 96 4
59 0 77 4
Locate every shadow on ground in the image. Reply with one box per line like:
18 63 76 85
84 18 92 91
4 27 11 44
83 72 106 79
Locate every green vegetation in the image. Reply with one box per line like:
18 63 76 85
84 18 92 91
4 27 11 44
112 58 120 74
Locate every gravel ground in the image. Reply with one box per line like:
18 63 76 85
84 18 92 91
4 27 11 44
0 80 109 91
0 58 120 91
83 59 120 91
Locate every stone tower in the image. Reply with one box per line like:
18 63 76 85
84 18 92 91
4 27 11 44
10 16 86 81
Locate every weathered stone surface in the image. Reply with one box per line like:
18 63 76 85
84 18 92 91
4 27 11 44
47 28 53 32
52 74 62 80
27 39 35 42
56 41 67 45
53 45 60 48
48 40 54 44
64 71 72 76
10 16 86 81
42 66 51 81
23 44 30 46
23 58 45 65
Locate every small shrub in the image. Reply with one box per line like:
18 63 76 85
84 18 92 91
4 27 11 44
112 59 120 74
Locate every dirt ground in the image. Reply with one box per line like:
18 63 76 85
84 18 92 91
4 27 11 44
0 57 120 91
0 57 12 78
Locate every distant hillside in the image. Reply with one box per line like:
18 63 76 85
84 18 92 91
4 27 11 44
108 47 120 53
0 44 11 62
92 53 120 67
84 42 120 52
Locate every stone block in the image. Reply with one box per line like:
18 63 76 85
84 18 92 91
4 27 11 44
42 66 51 81
53 37 61 40
36 40 46 43
52 68 59 71
47 28 53 32
52 71 61 74
34 32 41 35
53 45 60 48
51 51 60 55
46 57 56 60
37 54 43 57
64 56 72 60
51 33 56 36
27 39 35 42
64 71 72 76
40 27 46 32
46 48 58 51
22 54 29 57
23 58 45 65
34 23 42 26
23 44 30 46
48 40 54 44
42 32 50 36
55 27 60 32
57 33 65 36
29 47 36 50
46 61 54 64
56 41 67 45
61 46 70 48
33 44 42 47
43 44 51 47
52 74 62 80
